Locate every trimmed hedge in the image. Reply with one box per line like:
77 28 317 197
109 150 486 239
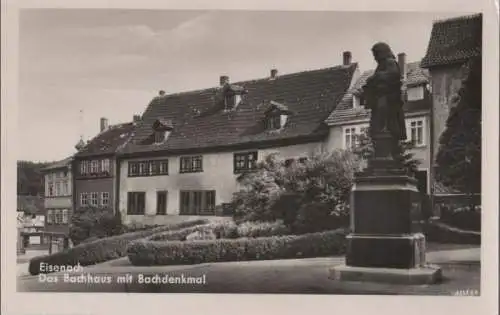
424 220 481 245
29 219 209 275
236 221 290 238
127 228 348 266
439 208 481 232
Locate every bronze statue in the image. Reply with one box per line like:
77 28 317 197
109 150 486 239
362 42 407 142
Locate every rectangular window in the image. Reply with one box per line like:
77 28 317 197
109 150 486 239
48 184 54 197
55 210 63 224
234 151 258 173
80 193 89 206
62 209 69 224
90 160 99 173
154 131 165 144
101 159 110 173
46 210 53 224
179 190 216 215
128 160 169 177
156 191 168 215
63 180 69 196
101 192 110 207
266 115 281 130
90 192 99 207
127 192 146 215
343 124 369 150
407 118 425 146
180 156 203 173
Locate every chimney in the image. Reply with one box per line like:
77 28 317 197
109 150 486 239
398 53 407 80
342 51 352 66
219 75 229 86
133 115 141 123
270 69 278 79
100 117 109 132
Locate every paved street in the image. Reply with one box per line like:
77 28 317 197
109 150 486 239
17 246 480 295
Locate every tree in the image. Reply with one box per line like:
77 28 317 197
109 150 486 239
69 206 124 245
17 160 52 196
435 57 482 209
231 150 359 233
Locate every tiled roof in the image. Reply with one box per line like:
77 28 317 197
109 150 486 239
41 156 72 172
325 62 430 125
74 122 135 158
421 14 482 68
120 64 357 156
17 195 44 215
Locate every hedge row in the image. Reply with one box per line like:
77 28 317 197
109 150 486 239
439 208 481 232
424 221 481 245
29 219 209 275
127 228 348 266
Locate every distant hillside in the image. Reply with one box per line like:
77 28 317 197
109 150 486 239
17 160 52 196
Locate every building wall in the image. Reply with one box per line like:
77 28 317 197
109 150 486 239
428 64 467 160
325 113 432 192
119 142 323 225
74 177 115 209
44 168 72 234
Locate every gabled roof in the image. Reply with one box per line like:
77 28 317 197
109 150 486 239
74 122 135 158
120 63 357 156
325 61 430 125
421 14 482 68
41 156 72 172
17 195 44 215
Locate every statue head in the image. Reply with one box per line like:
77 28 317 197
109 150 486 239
371 42 396 63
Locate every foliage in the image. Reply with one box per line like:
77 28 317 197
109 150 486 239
231 150 359 232
439 206 481 232
352 128 421 176
17 160 52 196
29 219 209 275
236 220 290 238
127 228 348 266
435 57 481 204
69 207 124 246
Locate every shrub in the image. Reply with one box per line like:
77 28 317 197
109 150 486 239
185 230 217 241
127 228 348 266
236 221 290 238
29 219 209 275
231 150 358 231
69 207 124 246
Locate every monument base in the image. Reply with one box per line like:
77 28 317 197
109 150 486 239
328 264 443 285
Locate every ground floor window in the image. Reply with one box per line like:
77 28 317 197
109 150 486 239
46 209 70 225
179 190 216 215
156 191 168 215
127 192 146 215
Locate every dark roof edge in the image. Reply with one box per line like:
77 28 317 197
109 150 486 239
118 133 327 160
145 63 359 100
431 13 482 24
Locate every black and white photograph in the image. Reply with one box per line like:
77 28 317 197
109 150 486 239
2 1 498 314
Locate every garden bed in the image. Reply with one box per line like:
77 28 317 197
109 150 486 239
28 219 210 275
126 220 348 266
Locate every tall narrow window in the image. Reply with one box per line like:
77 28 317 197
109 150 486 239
127 192 146 215
407 119 425 146
80 193 89 206
90 192 99 207
344 127 356 149
62 209 69 224
101 192 110 207
179 191 216 215
156 191 168 215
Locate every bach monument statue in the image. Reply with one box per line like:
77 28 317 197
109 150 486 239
330 43 442 284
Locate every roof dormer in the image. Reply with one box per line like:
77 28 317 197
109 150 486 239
264 101 293 131
152 119 174 144
218 75 248 111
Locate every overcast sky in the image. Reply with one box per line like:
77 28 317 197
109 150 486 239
18 9 468 162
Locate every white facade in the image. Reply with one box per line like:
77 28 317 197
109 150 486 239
119 142 324 225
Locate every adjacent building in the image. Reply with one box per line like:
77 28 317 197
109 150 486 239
41 157 73 252
17 195 45 251
72 118 136 215
420 13 482 200
117 52 359 225
325 54 432 194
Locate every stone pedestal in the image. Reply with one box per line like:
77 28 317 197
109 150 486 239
330 132 442 284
